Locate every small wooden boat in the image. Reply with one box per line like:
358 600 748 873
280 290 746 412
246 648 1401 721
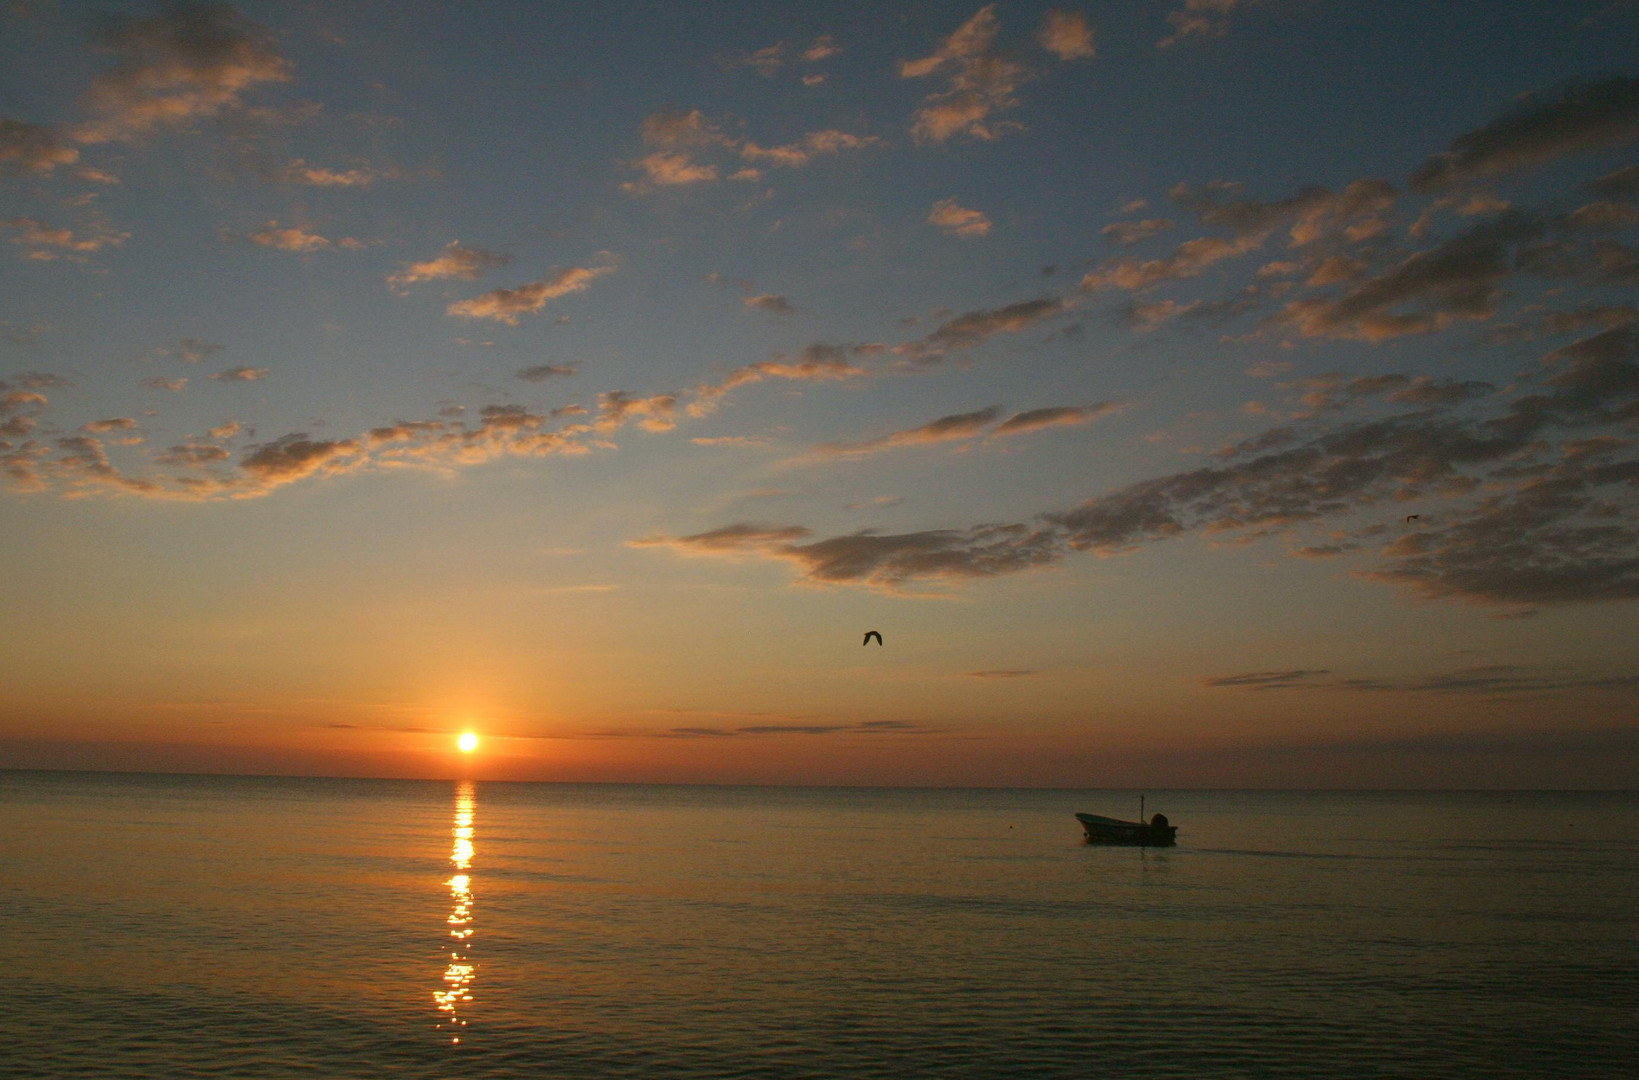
1076 811 1177 846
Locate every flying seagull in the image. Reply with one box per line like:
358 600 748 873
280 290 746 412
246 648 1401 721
863 630 883 646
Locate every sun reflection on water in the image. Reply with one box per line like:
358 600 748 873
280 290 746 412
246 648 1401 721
435 780 477 1045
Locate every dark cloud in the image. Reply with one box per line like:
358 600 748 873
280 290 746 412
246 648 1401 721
1174 178 1395 245
1102 218 1174 245
991 402 1125 436
0 118 79 175
516 363 577 382
1081 231 1267 292
77 2 293 143
240 433 362 484
1276 213 1544 340
1588 164 1639 199
812 406 1001 458
1159 0 1246 48
1204 669 1329 689
1411 77 1639 191
743 293 795 316
640 327 1639 603
899 297 1068 361
640 520 1062 590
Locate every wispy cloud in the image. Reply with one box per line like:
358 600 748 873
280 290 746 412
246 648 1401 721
812 406 1002 458
448 263 616 324
389 242 511 288
902 5 1028 144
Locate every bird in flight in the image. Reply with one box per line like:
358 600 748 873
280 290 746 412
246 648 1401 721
1405 514 1421 523
863 630 883 646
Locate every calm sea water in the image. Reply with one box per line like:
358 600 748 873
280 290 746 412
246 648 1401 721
0 772 1634 1079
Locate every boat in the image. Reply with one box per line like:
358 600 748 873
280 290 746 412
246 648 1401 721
1076 811 1177 846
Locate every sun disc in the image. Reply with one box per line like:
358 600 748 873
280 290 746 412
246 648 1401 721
457 732 479 753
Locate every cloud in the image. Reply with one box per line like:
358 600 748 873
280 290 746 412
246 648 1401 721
208 366 267 381
640 109 734 149
239 433 362 487
991 402 1124 437
1159 0 1243 48
156 442 231 466
276 159 385 187
1485 304 1639 344
812 406 1002 458
1207 663 1639 696
637 519 1062 591
143 376 187 391
389 242 510 287
75 2 293 144
1563 201 1639 231
744 293 794 316
516 363 577 382
689 344 869 415
156 337 224 363
247 222 334 252
927 197 992 238
900 296 1068 362
596 390 677 433
1588 164 1639 199
801 35 840 63
691 435 770 448
3 216 129 258
1412 77 1639 191
1039 10 1095 60
625 151 719 189
1274 213 1544 340
660 719 928 739
1204 669 1329 689
623 110 878 191
1102 218 1174 245
640 325 1639 600
0 118 79 175
969 669 1040 678
902 5 1028 144
1080 231 1267 291
82 417 137 433
448 264 616 324
739 129 881 169
1174 178 1396 246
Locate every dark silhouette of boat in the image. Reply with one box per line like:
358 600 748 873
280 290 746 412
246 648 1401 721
1076 811 1177 846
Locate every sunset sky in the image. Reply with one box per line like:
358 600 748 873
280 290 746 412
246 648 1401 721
3 0 1637 787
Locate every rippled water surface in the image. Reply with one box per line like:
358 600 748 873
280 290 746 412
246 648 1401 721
2 772 1635 1078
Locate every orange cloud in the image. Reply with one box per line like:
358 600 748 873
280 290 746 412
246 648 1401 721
448 264 616 324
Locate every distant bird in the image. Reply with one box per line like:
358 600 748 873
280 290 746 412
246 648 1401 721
863 630 883 646
1405 515 1421 523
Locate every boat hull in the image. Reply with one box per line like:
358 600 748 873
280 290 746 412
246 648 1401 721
1075 813 1177 846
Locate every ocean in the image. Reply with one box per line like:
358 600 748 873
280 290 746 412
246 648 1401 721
1 771 1634 1078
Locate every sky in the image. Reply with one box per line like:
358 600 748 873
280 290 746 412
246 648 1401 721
2 0 1637 787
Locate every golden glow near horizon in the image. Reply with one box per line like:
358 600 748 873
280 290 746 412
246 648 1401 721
457 732 479 754
435 780 477 1044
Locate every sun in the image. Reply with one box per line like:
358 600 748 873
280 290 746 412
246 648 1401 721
457 732 479 753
